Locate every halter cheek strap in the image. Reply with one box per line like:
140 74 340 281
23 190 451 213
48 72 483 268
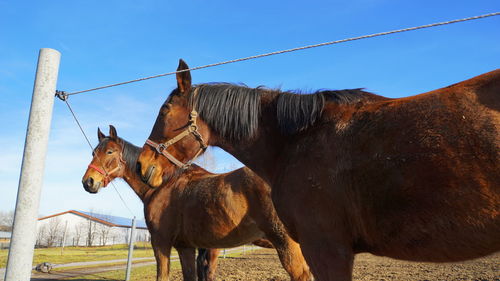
146 110 208 170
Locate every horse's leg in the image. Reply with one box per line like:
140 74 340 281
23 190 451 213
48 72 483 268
250 198 313 280
196 248 209 281
206 248 221 281
177 247 197 281
252 238 274 248
295 218 354 281
298 237 354 281
265 233 314 281
151 235 172 281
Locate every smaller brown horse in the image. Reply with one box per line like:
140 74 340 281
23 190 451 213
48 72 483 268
82 126 312 281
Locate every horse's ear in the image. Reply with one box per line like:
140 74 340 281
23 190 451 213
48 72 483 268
176 59 191 95
109 125 117 140
97 127 105 142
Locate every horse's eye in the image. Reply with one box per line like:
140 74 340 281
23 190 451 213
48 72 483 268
159 105 170 117
106 150 113 155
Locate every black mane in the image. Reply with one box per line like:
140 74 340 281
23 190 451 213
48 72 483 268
119 138 141 173
95 137 141 174
186 83 376 140
277 89 371 134
190 83 263 142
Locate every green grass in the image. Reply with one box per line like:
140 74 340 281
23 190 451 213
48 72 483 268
50 258 155 272
66 249 249 280
67 263 177 281
0 242 155 268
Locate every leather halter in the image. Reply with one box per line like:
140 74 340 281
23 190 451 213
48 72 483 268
146 109 208 170
88 146 126 186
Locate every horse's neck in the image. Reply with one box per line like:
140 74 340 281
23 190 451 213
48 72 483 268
121 161 151 202
214 102 284 184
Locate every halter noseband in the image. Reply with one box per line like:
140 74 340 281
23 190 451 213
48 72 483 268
146 109 208 170
88 144 126 186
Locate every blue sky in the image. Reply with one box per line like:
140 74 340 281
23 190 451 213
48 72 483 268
1 0 499 219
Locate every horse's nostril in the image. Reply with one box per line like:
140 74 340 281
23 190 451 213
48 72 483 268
136 161 142 176
142 165 155 183
86 177 94 187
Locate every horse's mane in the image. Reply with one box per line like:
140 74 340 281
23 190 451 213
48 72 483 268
119 138 142 174
187 83 376 140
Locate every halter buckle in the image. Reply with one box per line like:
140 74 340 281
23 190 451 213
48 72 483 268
188 124 198 133
189 110 198 119
148 108 207 170
156 143 167 153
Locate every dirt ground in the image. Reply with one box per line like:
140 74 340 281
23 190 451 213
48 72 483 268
167 248 499 281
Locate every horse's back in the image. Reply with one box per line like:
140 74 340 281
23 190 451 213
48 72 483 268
447 68 500 111
276 70 500 263
355 70 500 261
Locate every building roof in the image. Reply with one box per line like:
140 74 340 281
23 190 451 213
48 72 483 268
38 210 148 229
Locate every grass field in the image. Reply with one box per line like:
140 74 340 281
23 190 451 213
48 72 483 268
66 263 174 280
66 249 248 280
0 242 155 268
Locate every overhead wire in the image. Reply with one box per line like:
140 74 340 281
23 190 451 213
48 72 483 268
56 11 499 218
59 12 500 97
62 98 137 218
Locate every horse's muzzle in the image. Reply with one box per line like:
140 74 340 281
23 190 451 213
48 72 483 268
141 165 156 185
82 177 101 194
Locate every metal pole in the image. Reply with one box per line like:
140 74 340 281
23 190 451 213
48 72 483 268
4 48 60 281
125 217 136 281
61 221 68 255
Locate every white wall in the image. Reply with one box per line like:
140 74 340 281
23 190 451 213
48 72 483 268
36 212 150 247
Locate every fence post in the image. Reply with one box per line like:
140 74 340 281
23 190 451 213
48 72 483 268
4 48 60 281
125 217 136 281
61 220 68 255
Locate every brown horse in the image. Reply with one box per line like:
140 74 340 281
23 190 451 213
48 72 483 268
81 127 220 281
137 59 500 281
83 126 312 281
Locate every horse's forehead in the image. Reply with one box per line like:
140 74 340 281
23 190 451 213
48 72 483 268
166 89 180 104
95 138 120 153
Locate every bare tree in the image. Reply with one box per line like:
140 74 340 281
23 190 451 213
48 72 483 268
0 211 14 231
86 218 97 247
97 223 112 246
73 222 85 246
45 218 62 247
36 224 47 247
122 228 130 244
196 147 217 172
110 231 118 245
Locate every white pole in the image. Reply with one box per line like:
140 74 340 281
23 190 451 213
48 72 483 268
61 220 68 255
4 48 60 281
125 217 136 281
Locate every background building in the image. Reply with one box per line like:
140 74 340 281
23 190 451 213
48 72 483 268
36 210 149 247
0 231 11 249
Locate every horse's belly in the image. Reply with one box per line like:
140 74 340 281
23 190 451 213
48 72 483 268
181 217 264 248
